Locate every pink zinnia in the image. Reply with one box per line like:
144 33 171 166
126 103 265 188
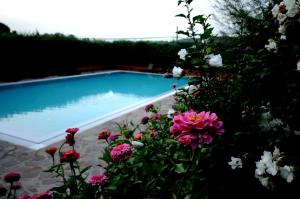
4 172 21 183
110 143 132 162
88 174 108 186
150 131 158 138
108 134 119 142
170 110 224 148
65 128 79 135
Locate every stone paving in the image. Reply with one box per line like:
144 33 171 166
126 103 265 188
0 96 174 196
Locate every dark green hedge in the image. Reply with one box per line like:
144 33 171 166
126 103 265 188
0 32 193 81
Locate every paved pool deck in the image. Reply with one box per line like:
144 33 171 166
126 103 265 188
0 96 175 196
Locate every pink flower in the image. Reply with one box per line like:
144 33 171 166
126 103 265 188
32 191 52 199
4 172 21 183
145 104 154 112
150 131 158 138
170 110 224 148
110 143 132 162
108 134 119 142
65 128 79 135
152 113 161 122
88 174 108 186
171 83 177 88
19 194 32 199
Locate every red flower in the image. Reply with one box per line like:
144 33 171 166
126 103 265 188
45 147 57 156
65 128 79 135
134 133 144 140
4 172 21 183
141 116 149 124
98 131 111 140
60 149 80 163
11 181 22 190
65 134 75 146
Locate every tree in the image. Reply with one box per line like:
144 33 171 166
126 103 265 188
0 22 10 33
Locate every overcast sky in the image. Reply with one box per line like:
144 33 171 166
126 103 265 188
0 0 214 40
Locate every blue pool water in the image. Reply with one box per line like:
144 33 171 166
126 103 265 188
0 71 187 148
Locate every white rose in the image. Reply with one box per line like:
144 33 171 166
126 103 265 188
228 156 243 169
279 165 294 183
284 0 300 17
178 49 188 60
279 25 286 34
186 85 198 94
277 13 287 24
208 54 223 67
265 39 277 52
131 141 144 147
167 108 175 119
272 4 279 17
297 60 300 71
172 66 183 77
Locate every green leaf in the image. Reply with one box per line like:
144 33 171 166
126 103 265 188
80 165 91 175
192 15 205 23
175 163 187 173
184 194 192 199
177 0 184 6
177 30 190 36
175 13 187 18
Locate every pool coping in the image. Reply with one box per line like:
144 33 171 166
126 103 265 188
0 70 185 150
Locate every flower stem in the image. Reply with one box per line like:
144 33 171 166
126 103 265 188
6 182 12 199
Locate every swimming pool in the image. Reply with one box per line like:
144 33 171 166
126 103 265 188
0 71 187 149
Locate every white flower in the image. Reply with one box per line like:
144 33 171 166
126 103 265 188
178 49 188 60
186 85 198 94
280 35 287 40
277 13 287 24
279 165 295 183
272 4 279 17
208 54 223 67
284 0 300 17
266 161 278 176
131 141 144 147
228 156 243 169
255 161 266 175
279 25 286 34
167 108 175 119
265 39 277 52
257 175 270 188
172 66 183 77
273 146 280 157
297 60 300 71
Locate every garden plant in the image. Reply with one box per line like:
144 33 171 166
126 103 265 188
0 0 299 198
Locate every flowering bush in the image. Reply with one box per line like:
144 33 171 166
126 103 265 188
2 0 300 198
